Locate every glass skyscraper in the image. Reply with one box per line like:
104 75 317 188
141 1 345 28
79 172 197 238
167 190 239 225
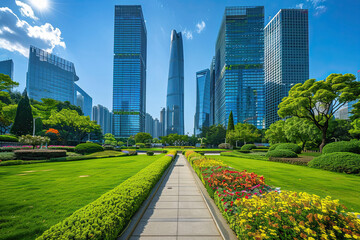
209 57 215 126
214 6 265 129
264 9 309 128
93 104 112 134
26 46 79 104
166 30 184 135
194 69 210 136
0 59 14 80
74 83 93 119
113 5 147 138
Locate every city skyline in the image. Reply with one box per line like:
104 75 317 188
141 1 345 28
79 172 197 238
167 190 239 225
0 0 359 134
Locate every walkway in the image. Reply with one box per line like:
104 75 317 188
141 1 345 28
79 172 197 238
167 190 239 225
129 154 223 240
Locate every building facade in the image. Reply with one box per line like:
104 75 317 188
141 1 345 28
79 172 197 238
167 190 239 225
145 113 154 137
0 59 14 80
264 9 309 127
214 6 265 129
166 30 184 135
93 104 112 134
113 5 147 137
194 69 210 136
74 83 93 119
153 118 160 139
209 57 216 126
160 107 166 137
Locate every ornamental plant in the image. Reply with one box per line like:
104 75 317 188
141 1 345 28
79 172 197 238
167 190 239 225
19 135 50 149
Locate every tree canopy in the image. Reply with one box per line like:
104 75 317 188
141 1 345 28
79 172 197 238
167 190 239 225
265 120 287 144
227 111 234 131
227 122 261 146
10 91 33 136
134 132 152 143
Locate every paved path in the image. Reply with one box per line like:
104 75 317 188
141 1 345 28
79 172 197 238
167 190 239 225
129 154 223 240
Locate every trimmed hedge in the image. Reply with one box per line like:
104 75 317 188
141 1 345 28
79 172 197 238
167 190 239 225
0 135 18 142
308 152 360 174
322 141 360 154
276 143 302 154
269 143 281 151
252 149 268 152
241 144 256 151
237 150 251 153
266 149 298 158
48 146 75 152
269 157 310 166
36 151 176 240
146 151 154 156
14 150 66 160
75 143 104 155
0 152 15 161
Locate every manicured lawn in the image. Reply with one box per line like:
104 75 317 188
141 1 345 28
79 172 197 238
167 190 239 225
0 154 162 240
214 155 360 212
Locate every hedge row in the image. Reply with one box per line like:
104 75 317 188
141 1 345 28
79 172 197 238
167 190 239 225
269 157 310 166
0 135 18 142
308 152 360 174
36 150 177 240
322 141 360 154
266 149 298 158
75 143 104 155
14 150 67 160
240 144 256 151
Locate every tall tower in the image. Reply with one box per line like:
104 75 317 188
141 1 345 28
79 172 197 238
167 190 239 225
264 9 309 127
113 5 147 137
0 59 14 80
214 6 265 129
194 69 210 136
166 30 184 135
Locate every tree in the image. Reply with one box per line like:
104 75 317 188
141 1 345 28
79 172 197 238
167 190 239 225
205 124 226 146
134 132 152 143
0 73 18 91
104 133 117 146
0 74 19 133
161 134 189 146
350 101 360 121
327 119 352 142
10 90 33 136
227 111 234 132
227 123 261 146
265 120 287 144
278 73 360 152
349 119 360 139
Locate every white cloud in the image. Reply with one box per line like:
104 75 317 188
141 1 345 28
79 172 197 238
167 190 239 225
196 20 205 33
296 3 304 9
315 5 327 15
182 29 193 40
15 0 38 20
0 7 65 57
307 0 326 6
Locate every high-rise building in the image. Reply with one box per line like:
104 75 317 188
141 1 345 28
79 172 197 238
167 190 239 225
264 9 309 127
145 113 154 137
160 107 166 136
194 69 210 136
113 5 147 138
166 30 184 135
209 57 215 126
214 6 265 129
0 59 14 80
154 118 160 139
93 104 112 134
26 46 79 104
74 83 93 119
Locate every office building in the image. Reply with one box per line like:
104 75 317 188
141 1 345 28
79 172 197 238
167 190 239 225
214 6 265 129
264 9 309 127
209 57 215 126
74 83 93 119
93 104 112 134
160 107 166 136
0 59 14 80
166 30 184 135
145 113 154 137
194 69 210 136
154 118 160 139
113 5 147 137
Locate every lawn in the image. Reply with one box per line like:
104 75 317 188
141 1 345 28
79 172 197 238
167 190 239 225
0 154 162 240
214 155 360 212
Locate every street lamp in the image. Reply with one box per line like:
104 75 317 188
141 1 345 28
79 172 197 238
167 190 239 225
33 117 41 136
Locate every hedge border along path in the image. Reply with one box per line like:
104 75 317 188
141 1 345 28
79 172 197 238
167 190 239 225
36 150 177 240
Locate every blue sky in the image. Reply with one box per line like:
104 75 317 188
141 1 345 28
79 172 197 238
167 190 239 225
0 0 359 135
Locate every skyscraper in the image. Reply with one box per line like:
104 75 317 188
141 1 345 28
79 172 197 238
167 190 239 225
209 57 215 126
214 6 265 129
145 113 154 137
264 9 309 127
113 5 147 137
194 69 210 136
0 59 14 80
74 83 93 119
166 30 184 135
93 104 112 134
160 107 166 136
154 118 160 139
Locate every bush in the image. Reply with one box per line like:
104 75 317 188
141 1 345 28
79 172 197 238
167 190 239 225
241 144 256 151
276 143 302 154
36 151 177 240
75 143 104 155
218 143 231 149
19 135 50 149
0 146 32 152
0 135 18 142
136 143 145 148
269 157 310 166
269 143 281 151
121 149 137 155
322 141 360 154
103 145 115 151
237 150 251 153
308 152 360 174
266 149 297 158
0 160 24 166
14 150 67 160
255 146 269 149
162 150 167 153
146 151 154 156
252 149 268 152
0 152 15 161
47 146 75 152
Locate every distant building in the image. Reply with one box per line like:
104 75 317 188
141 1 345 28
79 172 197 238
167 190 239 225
113 5 147 137
160 107 166 136
154 118 160 139
194 69 210 136
93 104 112 134
74 83 93 119
0 59 14 80
209 57 215 126
145 113 154 137
264 9 309 127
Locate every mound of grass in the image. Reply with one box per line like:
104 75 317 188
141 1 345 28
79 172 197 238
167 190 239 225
276 143 301 154
308 152 360 174
266 149 298 158
322 141 360 154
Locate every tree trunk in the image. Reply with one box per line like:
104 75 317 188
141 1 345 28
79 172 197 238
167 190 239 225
319 129 327 153
302 141 306 151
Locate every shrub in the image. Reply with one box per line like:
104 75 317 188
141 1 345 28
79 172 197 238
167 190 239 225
0 135 18 142
266 149 297 158
121 150 137 156
162 150 167 153
146 151 154 156
241 144 256 151
252 149 268 152
218 143 231 149
0 160 24 166
308 152 360 174
36 151 177 240
47 146 75 152
0 152 15 161
255 146 269 149
19 135 50 149
14 150 66 160
136 143 145 148
269 157 310 166
237 150 251 153
269 143 281 151
276 143 302 154
0 146 32 152
75 143 104 155
103 145 115 151
322 141 360 154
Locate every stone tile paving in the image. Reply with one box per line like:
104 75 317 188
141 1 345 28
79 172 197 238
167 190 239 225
129 155 223 240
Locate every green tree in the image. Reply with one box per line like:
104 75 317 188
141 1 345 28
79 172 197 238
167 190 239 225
227 111 234 132
204 124 226 146
134 132 152 143
104 133 117 146
0 73 18 91
349 119 360 139
227 123 261 146
327 119 352 142
278 73 360 152
10 90 33 136
350 101 360 121
0 74 19 134
265 120 288 144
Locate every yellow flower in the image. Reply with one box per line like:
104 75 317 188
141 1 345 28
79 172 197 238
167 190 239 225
345 234 352 239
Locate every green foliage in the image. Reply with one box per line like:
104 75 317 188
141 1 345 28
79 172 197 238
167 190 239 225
266 149 298 158
10 91 33 136
161 134 189 146
75 142 104 155
200 124 226 146
0 134 18 142
276 143 302 154
269 143 282 151
36 152 176 240
134 132 152 143
322 141 360 154
227 111 234 131
218 143 231 149
226 123 261 146
241 144 256 151
0 152 15 160
350 101 360 121
14 150 67 160
146 151 154 156
0 160 24 166
104 133 117 146
327 119 352 142
19 135 50 149
265 120 287 144
308 152 360 174
136 143 146 148
349 119 360 139
0 73 19 91
268 157 309 166
237 150 251 153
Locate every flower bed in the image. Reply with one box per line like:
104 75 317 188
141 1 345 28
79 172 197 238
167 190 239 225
185 151 360 240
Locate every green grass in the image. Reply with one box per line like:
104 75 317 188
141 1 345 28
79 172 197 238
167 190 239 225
0 154 162 240
86 150 125 157
214 155 360 212
137 148 226 152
